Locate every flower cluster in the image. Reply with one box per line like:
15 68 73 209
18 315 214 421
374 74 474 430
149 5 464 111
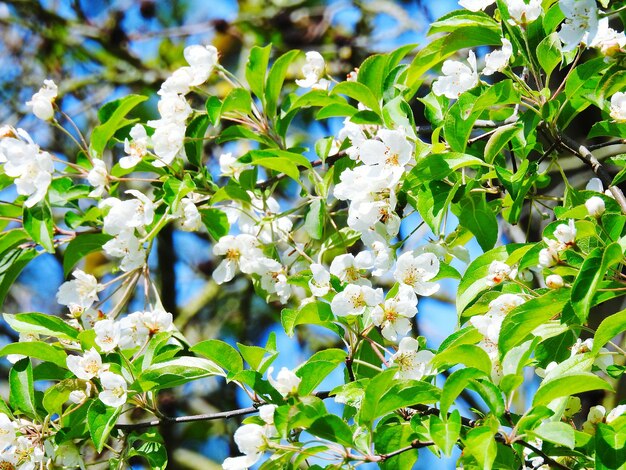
0 126 54 207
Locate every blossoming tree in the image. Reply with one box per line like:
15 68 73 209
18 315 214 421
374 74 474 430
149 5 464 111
1 0 626 468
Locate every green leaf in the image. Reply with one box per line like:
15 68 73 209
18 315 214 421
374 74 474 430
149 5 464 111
533 373 613 406
138 357 224 391
184 114 210 167
359 369 440 426
413 181 455 234
332 81 381 116
199 208 229 240
570 243 623 323
429 410 462 456
0 341 67 368
592 308 626 354
432 344 492 375
9 359 37 417
453 192 498 252
531 421 575 449
88 400 122 453
23 201 55 253
440 367 486 415
190 339 243 374
246 45 272 103
43 378 84 414
308 414 354 448
90 95 148 157
205 95 222 125
303 199 325 240
281 301 336 337
499 288 571 354
537 33 562 78
463 425 497 470
411 152 489 181
4 312 79 340
237 334 278 373
296 349 346 395
375 422 420 470
240 149 311 183
484 123 522 164
357 54 388 101
63 233 113 276
127 431 168 470
596 423 626 470
429 10 500 35
266 50 301 119
221 88 252 117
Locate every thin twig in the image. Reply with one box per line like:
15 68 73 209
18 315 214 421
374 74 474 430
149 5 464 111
553 130 626 213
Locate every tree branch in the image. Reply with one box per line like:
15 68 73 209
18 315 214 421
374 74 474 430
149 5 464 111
516 439 572 470
115 406 259 431
375 439 434 461
553 130 626 214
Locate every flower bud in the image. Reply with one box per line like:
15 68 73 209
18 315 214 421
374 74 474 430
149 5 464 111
585 196 605 218
545 274 564 289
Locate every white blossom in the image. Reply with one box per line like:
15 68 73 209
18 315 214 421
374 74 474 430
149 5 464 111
213 234 263 284
558 0 599 52
371 285 418 342
485 260 512 287
178 197 202 232
331 284 383 317
459 0 495 11
329 252 373 286
610 92 626 122
505 0 542 25
590 18 626 56
94 319 120 352
553 219 577 246
183 44 219 85
267 367 301 397
295 51 329 90
607 405 626 423
0 414 17 448
69 382 92 404
219 152 248 178
394 252 440 296
538 238 561 268
148 118 186 167
56 269 103 310
253 258 291 303
309 263 331 297
102 230 146 272
26 79 57 120
118 312 150 349
222 424 266 470
582 405 606 434
482 38 513 75
99 371 127 408
100 191 155 236
390 337 435 381
545 274 564 289
66 348 108 380
121 124 149 169
585 196 605 217
1 132 53 208
471 294 525 343
359 129 414 184
258 404 277 426
432 50 479 99
87 159 108 198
